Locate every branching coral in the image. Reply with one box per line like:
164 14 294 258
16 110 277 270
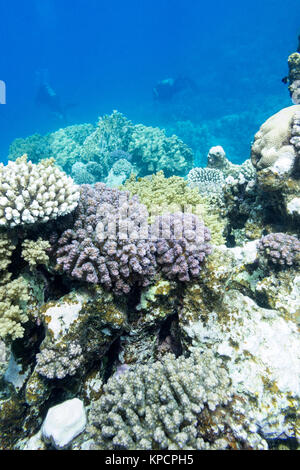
151 212 212 282
89 349 266 450
128 124 193 177
0 231 16 271
187 167 225 196
53 183 157 295
0 155 80 228
121 171 226 245
258 233 300 268
8 133 52 164
0 277 30 341
48 124 95 172
21 238 51 269
36 342 84 379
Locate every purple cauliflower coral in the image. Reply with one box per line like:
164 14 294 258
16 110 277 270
258 232 300 267
53 183 157 295
151 212 212 282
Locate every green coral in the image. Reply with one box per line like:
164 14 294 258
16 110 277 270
8 134 52 164
48 124 94 173
128 124 193 176
121 171 226 245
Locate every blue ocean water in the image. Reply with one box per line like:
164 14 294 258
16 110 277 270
0 0 299 165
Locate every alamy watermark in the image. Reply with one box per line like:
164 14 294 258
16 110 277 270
0 80 6 104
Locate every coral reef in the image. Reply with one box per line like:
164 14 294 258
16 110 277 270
21 238 51 269
88 349 267 450
0 155 79 228
257 232 300 268
287 52 300 104
151 212 212 282
128 124 193 176
53 183 156 294
36 342 84 380
187 167 225 196
105 158 134 187
121 171 226 245
2 67 300 452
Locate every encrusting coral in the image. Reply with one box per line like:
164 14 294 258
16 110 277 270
0 155 80 228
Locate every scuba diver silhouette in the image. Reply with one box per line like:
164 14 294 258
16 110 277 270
153 76 199 102
35 70 76 120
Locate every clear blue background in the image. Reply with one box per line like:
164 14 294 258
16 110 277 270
0 0 299 163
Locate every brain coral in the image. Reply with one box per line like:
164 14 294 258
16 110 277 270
151 212 212 282
53 183 157 295
0 155 80 228
251 105 300 170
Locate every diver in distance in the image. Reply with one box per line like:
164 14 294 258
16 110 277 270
153 76 199 102
35 69 76 121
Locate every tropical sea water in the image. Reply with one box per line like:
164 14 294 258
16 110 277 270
0 0 299 166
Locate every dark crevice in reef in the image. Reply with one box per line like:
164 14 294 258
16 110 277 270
158 312 182 358
39 267 76 302
12 322 45 368
102 336 122 383
8 240 27 278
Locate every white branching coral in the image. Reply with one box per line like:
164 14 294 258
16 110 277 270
0 155 80 228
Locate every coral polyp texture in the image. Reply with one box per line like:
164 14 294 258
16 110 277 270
36 342 84 380
54 183 157 295
0 155 80 228
258 233 300 267
128 124 193 176
187 167 225 196
151 212 212 282
287 52 300 104
251 105 300 170
89 350 266 450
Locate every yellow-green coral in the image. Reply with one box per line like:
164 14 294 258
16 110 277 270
21 238 50 269
0 276 30 340
121 171 226 245
0 231 16 272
